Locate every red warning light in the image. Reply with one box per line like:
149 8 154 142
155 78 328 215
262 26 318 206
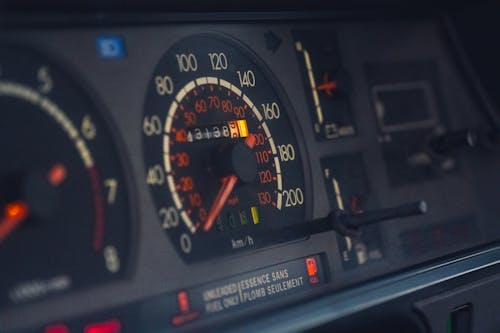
306 257 318 277
44 324 70 333
171 290 201 327
84 319 121 333
305 257 320 285
177 290 190 313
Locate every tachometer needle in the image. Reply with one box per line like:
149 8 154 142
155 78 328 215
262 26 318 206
0 201 30 243
203 175 238 232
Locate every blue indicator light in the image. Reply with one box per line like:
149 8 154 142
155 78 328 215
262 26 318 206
96 36 126 59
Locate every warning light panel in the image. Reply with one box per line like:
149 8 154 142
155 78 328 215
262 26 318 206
34 256 325 332
170 290 201 327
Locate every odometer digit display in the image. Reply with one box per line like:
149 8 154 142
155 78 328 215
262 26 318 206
143 34 308 261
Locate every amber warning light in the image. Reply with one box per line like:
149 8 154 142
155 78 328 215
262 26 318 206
305 257 320 284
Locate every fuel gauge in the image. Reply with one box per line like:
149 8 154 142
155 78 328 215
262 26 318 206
293 30 355 140
321 154 383 269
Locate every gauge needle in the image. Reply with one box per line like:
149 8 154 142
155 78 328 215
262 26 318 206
316 72 337 97
204 175 238 232
0 201 30 243
244 133 257 149
203 134 256 232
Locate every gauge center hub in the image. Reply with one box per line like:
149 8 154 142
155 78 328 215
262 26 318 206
213 142 257 183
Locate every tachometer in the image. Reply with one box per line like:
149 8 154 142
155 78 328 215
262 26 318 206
143 34 308 261
0 45 132 307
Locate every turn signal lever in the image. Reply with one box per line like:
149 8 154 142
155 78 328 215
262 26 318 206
272 200 428 242
328 200 427 237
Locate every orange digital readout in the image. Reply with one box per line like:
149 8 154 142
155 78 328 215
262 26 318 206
227 119 249 138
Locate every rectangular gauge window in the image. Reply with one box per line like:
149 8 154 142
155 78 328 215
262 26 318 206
321 153 383 270
293 30 355 141
365 61 454 186
372 81 438 133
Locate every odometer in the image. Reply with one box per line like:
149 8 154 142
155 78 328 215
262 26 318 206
143 34 308 261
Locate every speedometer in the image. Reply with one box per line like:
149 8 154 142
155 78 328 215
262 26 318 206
143 34 309 261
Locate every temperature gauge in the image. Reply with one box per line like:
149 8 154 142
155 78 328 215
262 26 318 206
293 30 355 140
321 154 383 269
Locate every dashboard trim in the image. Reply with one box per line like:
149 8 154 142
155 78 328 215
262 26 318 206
223 244 500 332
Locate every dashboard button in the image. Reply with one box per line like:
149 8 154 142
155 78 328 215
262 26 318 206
96 36 126 59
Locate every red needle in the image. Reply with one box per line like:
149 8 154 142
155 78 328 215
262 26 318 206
203 175 238 232
0 201 30 243
203 134 257 232
245 133 257 149
316 72 338 97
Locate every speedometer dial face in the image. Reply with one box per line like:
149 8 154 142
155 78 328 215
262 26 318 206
143 34 308 261
0 46 131 307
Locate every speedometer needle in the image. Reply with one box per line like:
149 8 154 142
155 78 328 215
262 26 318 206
204 175 238 232
203 134 256 232
0 201 30 244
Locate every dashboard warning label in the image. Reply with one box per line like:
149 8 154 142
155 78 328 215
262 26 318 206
182 254 325 319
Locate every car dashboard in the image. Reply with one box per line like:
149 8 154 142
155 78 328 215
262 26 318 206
1 2 500 332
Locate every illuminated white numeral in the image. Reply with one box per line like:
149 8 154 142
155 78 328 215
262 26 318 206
262 102 280 120
155 75 174 95
143 115 162 136
283 188 304 207
104 178 118 204
194 128 203 140
159 207 179 229
278 144 296 162
222 125 230 137
208 52 228 71
236 70 255 87
104 245 120 273
37 66 53 94
146 165 165 185
180 233 192 253
213 126 221 138
176 53 198 72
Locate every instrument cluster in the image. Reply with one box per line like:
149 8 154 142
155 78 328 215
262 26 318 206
1 18 499 333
